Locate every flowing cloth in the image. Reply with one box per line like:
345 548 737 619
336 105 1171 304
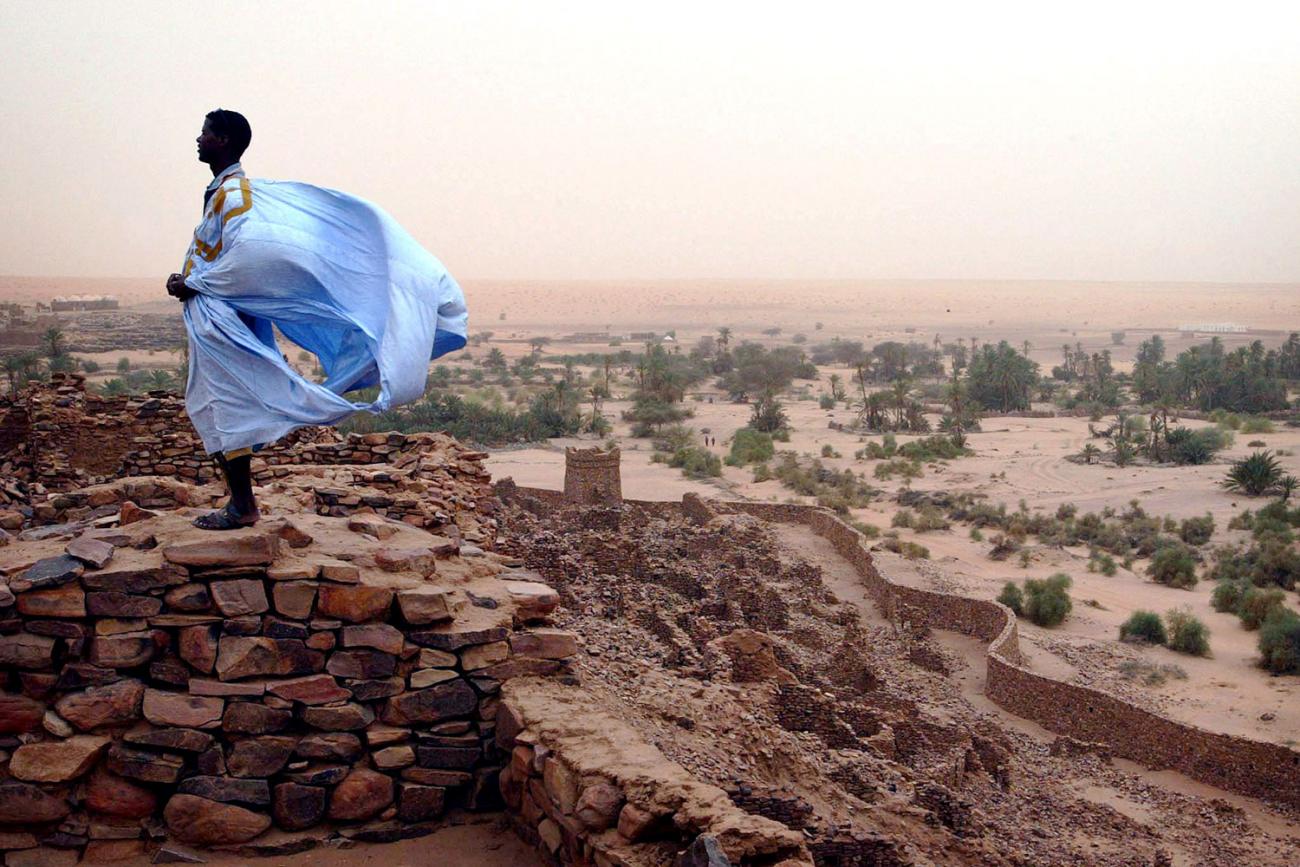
180 176 467 454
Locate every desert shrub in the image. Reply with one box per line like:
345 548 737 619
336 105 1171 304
1092 553 1118 576
997 581 1024 615
851 520 881 539
1248 534 1300 590
897 435 970 462
1211 579 1248 614
1224 450 1284 496
81 359 100 373
1056 502 1078 521
873 458 922 481
1257 608 1300 674
1119 610 1167 645
879 536 930 560
1022 574 1072 627
1164 608 1210 656
912 506 951 532
1178 514 1215 546
1239 417 1275 434
969 527 984 542
752 463 772 482
1165 426 1231 465
1248 439 1267 447
987 533 1022 561
818 394 836 410
668 446 721 479
1147 543 1198 589
1237 587 1286 630
654 425 697 453
820 444 841 458
891 509 914 529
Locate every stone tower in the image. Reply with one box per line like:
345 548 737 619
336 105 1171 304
563 446 622 505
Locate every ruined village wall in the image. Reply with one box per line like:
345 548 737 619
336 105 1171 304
505 486 1300 810
0 514 575 862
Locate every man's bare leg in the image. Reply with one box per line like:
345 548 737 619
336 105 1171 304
193 449 260 530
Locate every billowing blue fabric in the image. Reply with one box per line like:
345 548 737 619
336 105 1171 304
181 178 467 454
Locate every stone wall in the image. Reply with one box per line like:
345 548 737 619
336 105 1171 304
497 677 813 867
0 506 575 863
502 485 1300 811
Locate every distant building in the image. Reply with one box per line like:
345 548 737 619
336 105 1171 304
51 295 119 312
1178 322 1247 334
629 331 658 342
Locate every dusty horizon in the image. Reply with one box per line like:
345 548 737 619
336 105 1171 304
2 2 1299 285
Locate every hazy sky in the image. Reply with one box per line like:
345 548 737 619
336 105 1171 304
2 1 1298 283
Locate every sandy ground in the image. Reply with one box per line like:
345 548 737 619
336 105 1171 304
104 816 537 866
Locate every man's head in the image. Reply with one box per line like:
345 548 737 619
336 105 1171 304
196 109 252 167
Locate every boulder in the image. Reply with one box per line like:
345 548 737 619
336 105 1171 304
575 782 624 831
510 628 579 660
397 783 446 822
227 735 298 777
178 624 220 674
0 632 57 670
396 587 459 625
163 793 271 846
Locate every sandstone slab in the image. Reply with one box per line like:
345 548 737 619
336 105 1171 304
143 689 224 729
228 735 298 777
86 591 162 617
272 782 326 831
396 587 459 625
316 584 392 622
381 680 477 726
211 579 269 616
0 693 44 734
0 781 71 823
55 679 144 730
66 536 116 569
215 637 324 681
266 674 351 706
163 532 278 568
17 583 86 618
84 768 157 818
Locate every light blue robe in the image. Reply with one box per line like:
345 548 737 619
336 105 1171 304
180 173 467 454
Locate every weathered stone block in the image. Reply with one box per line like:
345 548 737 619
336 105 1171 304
55 679 144 730
460 640 509 671
0 632 56 670
341 623 404 654
328 768 394 822
227 735 298 778
316 585 392 622
8 735 109 783
223 701 293 734
0 693 44 734
17 583 86 618
215 637 324 681
66 536 115 569
301 702 374 731
106 743 184 783
267 674 351 706
143 689 224 729
509 629 579 660
86 591 162 617
163 793 271 846
177 776 271 807
381 680 478 725
272 782 326 831
272 582 317 619
396 587 459 625
397 783 446 822
210 579 269 616
162 532 278 568
326 648 396 679
83 768 157 818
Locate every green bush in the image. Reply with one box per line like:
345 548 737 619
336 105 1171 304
1164 608 1210 656
1165 426 1231 465
1119 610 1167 645
1258 608 1300 673
1210 579 1247 614
752 463 772 482
1178 514 1215 547
1147 543 1198 589
997 581 1024 615
725 427 775 466
820 444 840 458
818 394 836 410
668 446 722 479
1237 587 1286 630
1022 574 1072 627
891 509 914 529
1239 417 1275 434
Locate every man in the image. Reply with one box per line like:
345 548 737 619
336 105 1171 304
168 110 468 530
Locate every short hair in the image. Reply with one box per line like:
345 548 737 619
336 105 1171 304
205 108 252 159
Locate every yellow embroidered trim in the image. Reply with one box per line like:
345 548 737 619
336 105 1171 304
192 178 253 263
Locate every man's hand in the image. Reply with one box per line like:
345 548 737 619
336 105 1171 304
166 273 196 302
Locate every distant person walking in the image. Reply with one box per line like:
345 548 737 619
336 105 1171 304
167 109 468 530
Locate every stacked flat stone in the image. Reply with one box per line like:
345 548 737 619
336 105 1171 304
0 510 572 862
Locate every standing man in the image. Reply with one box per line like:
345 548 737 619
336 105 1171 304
168 109 468 530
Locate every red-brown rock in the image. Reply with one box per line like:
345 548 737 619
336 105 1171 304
163 793 271 845
66 536 116 569
266 674 351 706
272 782 326 831
162 532 278 568
0 693 44 734
316 585 393 622
328 768 394 822
381 680 477 726
178 624 220 674
210 579 269 616
55 679 144 731
9 735 109 783
84 768 157 818
17 584 86 618
215 637 324 681
0 781 71 823
143 689 224 729
227 735 298 777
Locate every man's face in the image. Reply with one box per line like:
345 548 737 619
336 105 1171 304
196 119 225 164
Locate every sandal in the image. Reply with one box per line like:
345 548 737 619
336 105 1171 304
192 503 260 531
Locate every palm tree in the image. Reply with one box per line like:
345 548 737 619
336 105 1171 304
829 373 846 402
716 327 732 355
3 354 22 397
43 327 65 359
1224 451 1284 496
890 380 911 428
1277 475 1298 503
1079 443 1101 464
